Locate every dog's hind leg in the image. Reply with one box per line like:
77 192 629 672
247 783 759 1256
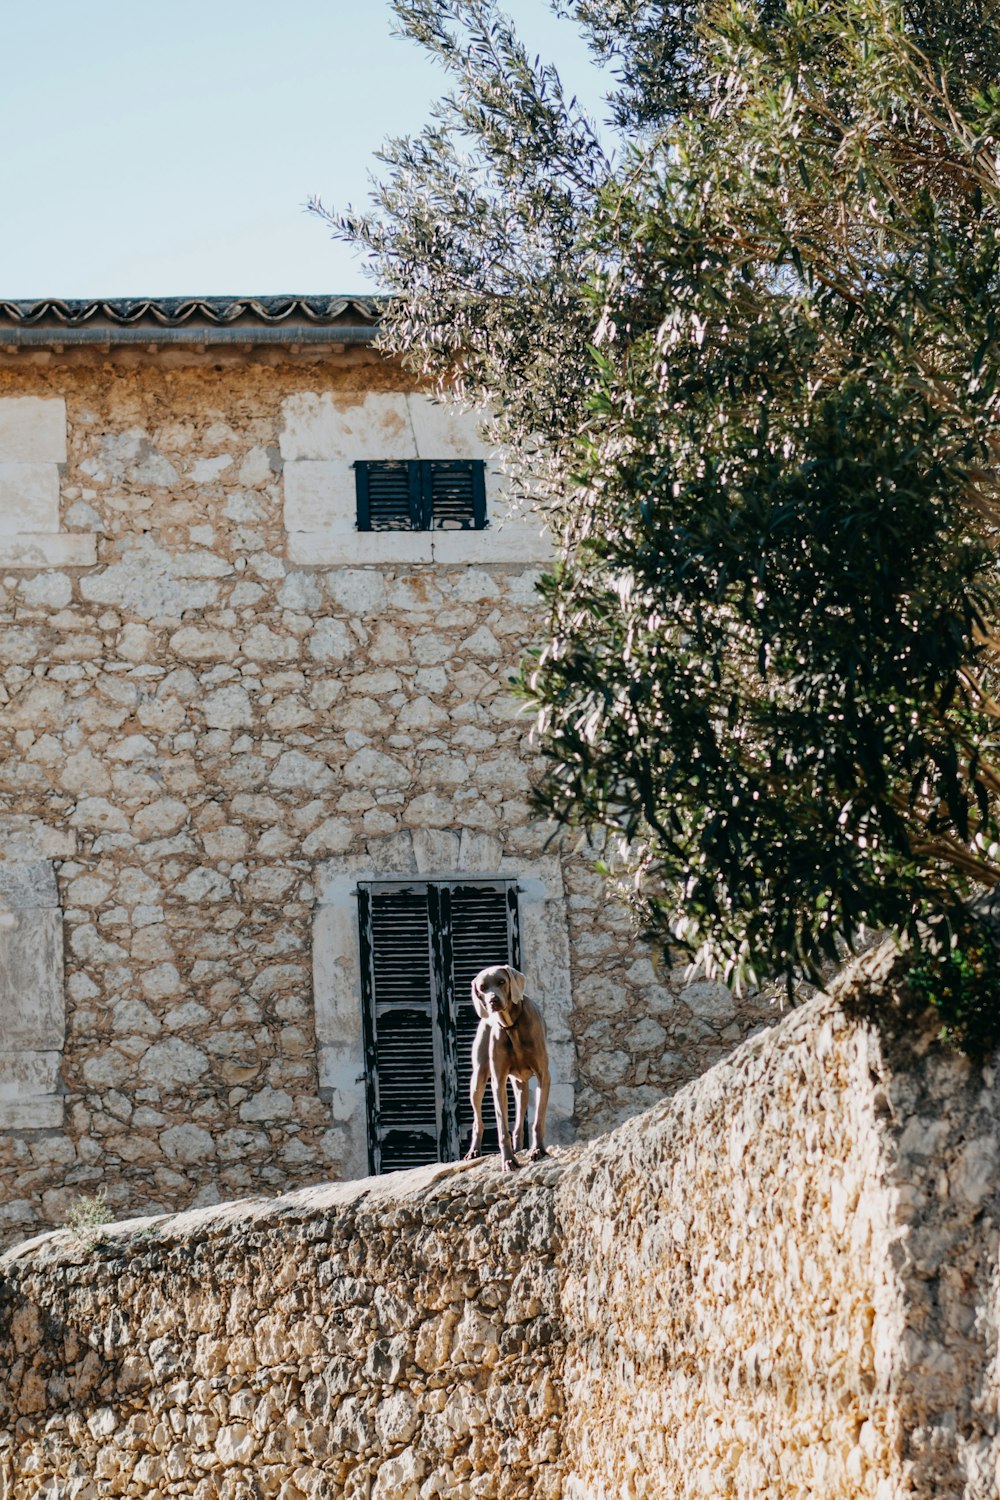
510 1078 529 1154
527 1066 551 1162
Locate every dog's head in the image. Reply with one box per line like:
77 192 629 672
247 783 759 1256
471 964 526 1028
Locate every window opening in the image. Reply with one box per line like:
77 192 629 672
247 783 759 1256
355 459 488 532
357 878 520 1173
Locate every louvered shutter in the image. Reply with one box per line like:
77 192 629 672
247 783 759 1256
358 885 445 1173
357 878 519 1173
355 461 421 531
355 460 487 531
427 461 487 530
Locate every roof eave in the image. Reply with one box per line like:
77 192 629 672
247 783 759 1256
0 323 379 350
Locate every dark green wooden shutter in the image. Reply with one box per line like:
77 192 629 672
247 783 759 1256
355 461 422 531
426 460 487 530
358 879 519 1173
355 460 487 532
358 885 445 1173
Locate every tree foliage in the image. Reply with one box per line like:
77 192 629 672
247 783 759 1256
313 0 611 507
324 0 1000 1017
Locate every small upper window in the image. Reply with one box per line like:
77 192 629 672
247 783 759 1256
355 459 488 532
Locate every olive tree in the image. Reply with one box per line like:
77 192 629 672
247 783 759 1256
322 0 1000 1036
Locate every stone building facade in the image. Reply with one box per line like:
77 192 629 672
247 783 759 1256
0 295 772 1247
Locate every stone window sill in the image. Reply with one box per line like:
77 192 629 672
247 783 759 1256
287 527 552 567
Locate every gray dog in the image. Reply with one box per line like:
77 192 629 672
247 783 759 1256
464 964 550 1171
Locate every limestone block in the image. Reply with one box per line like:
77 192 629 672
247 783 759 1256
280 392 419 462
243 624 299 661
431 521 553 564
132 799 189 841
301 818 354 856
239 1087 293 1123
141 963 182 1000
374 1390 420 1447
79 536 220 618
69 798 130 833
307 618 353 661
171 549 233 578
0 465 60 534
160 1123 214 1163
20 571 73 607
277 570 323 611
0 908 64 1049
202 685 253 730
547 1081 575 1130
269 751 335 793
0 1093 63 1129
325 568 388 614
680 980 737 1022
371 1448 426 1500
0 398 66 463
238 445 273 486
0 533 97 567
87 1408 118 1441
412 829 461 873
0 860 58 910
283 461 354 532
0 1051 61 1098
625 1017 669 1051
138 1038 209 1086
408 396 488 457
288 531 434 566
343 748 410 789
167 627 238 661
0 817 74 862
458 831 503 872
174 868 232 902
951 1136 999 1208
188 455 233 485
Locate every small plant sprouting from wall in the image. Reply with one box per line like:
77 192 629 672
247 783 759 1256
64 1188 112 1244
907 912 1000 1058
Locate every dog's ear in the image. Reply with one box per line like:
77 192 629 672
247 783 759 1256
471 968 491 1020
505 967 527 1008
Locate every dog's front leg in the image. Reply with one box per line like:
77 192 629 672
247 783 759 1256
490 1053 518 1171
464 1022 490 1160
527 1066 551 1162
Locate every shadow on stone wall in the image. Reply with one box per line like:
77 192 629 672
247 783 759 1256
2 943 999 1499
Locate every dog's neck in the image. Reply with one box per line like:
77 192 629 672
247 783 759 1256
488 1000 522 1033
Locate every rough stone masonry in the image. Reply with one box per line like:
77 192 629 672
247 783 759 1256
0 300 773 1247
2 948 999 1500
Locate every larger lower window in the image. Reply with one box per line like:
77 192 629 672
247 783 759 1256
355 459 488 532
357 878 520 1173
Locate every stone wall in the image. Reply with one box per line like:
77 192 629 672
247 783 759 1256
0 351 773 1246
3 955 999 1499
0 1164 567 1500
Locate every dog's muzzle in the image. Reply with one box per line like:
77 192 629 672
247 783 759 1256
485 995 516 1028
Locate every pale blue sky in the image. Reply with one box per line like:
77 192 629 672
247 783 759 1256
0 0 606 299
